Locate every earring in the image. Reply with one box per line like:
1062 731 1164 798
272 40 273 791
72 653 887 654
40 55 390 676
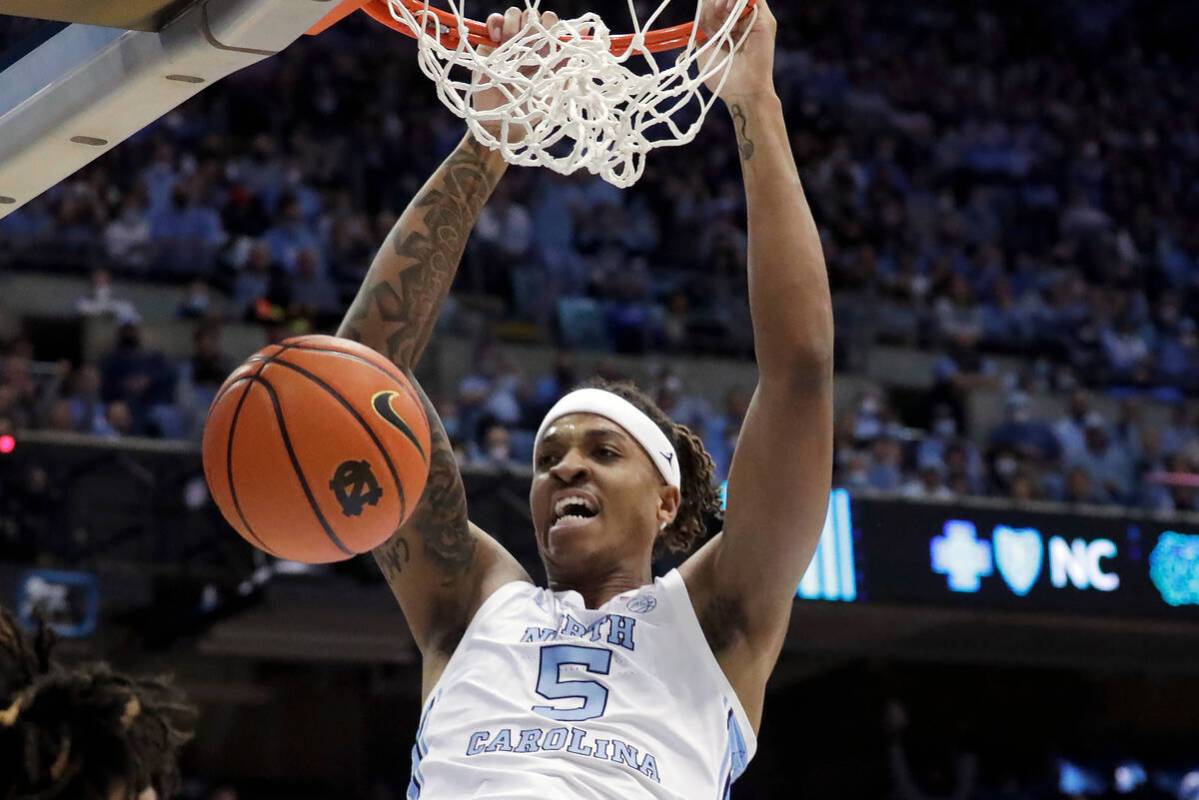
659 521 667 530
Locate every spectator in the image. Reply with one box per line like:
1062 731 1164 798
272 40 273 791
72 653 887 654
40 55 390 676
1007 469 1041 504
943 440 984 496
988 392 1060 466
148 180 226 274
1135 428 1172 511
177 279 216 320
1157 318 1199 393
1053 389 1092 462
99 323 177 436
533 352 578 415
140 139 178 215
471 421 521 470
1101 317 1152 385
1112 398 1144 459
866 435 904 492
75 269 140 323
849 389 891 445
64 364 108 434
40 398 75 433
262 193 324 274
232 240 284 321
902 460 955 500
839 448 873 492
0 351 45 430
455 375 493 447
475 182 532 265
102 193 148 263
103 400 136 438
103 193 153 269
650 368 709 432
931 331 999 428
1155 454 1199 514
704 386 750 482
916 403 961 467
469 343 525 428
986 444 1031 499
934 275 984 342
1064 414 1133 504
182 325 232 397
287 246 341 322
1062 466 1106 506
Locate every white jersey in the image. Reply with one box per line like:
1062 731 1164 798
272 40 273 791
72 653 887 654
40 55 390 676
407 569 756 799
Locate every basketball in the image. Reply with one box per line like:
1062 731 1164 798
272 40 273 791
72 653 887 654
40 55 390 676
201 335 432 564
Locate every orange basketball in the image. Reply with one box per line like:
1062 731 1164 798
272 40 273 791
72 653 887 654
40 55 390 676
201 335 431 564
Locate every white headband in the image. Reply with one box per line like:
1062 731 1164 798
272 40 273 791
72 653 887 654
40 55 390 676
534 389 681 488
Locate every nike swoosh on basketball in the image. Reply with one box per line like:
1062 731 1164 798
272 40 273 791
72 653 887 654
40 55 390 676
372 391 427 462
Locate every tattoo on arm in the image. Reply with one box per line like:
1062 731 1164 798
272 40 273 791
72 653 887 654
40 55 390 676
373 395 476 590
376 536 411 583
340 139 503 368
731 104 756 161
408 421 476 586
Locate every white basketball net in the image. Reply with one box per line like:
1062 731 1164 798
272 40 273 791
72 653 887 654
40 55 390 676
386 0 756 187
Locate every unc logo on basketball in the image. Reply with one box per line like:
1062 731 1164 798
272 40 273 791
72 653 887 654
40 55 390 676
330 460 383 517
626 593 657 614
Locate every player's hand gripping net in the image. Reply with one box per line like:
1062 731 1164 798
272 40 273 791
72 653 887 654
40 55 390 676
386 0 757 187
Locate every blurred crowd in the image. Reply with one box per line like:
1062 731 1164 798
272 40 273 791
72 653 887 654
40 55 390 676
2 0 1199 514
6 298 1199 514
837 382 1199 513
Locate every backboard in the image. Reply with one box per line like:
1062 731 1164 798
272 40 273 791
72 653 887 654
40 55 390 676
0 0 338 218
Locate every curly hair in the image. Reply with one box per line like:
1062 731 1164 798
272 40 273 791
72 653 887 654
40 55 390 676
0 607 196 799
576 378 723 558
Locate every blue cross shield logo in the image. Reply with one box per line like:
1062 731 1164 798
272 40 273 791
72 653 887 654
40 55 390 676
993 526 1043 596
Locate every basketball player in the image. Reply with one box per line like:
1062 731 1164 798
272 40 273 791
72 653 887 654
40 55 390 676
0 606 196 799
338 0 832 795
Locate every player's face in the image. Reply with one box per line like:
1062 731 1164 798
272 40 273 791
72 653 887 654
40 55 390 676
530 414 668 580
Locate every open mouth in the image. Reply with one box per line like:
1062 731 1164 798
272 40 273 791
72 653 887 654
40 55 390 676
550 495 599 532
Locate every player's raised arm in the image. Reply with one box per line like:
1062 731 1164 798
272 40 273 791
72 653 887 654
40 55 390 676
340 4 559 370
339 136 525 663
339 134 507 369
681 0 834 723
337 10 556 667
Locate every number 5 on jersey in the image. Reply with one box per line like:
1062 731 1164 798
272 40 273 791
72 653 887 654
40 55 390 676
532 645 611 722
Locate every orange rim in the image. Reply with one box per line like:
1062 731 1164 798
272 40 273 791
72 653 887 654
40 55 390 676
350 0 756 56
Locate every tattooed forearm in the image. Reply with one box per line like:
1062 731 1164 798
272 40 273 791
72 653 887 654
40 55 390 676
407 419 476 585
375 535 410 583
372 392 476 588
339 136 506 369
731 104 755 161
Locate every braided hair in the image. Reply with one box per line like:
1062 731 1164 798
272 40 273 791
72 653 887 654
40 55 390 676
576 378 722 558
0 607 196 799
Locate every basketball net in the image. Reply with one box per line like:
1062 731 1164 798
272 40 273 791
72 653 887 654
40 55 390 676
386 0 756 187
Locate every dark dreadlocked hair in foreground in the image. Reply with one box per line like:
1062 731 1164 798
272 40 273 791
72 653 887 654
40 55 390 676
0 607 196 800
577 377 723 559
